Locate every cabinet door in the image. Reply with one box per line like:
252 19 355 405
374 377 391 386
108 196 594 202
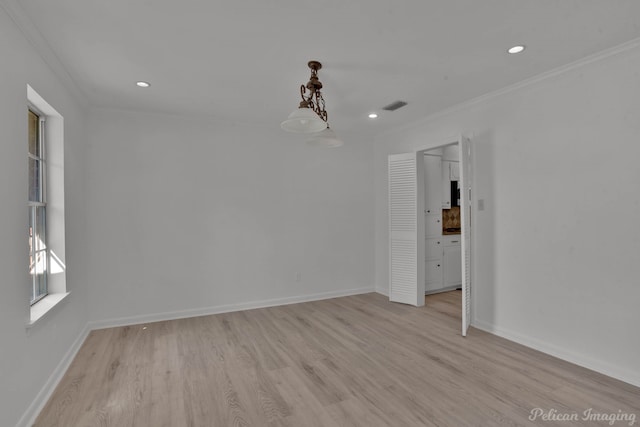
442 161 451 208
444 244 462 287
449 161 460 180
425 260 443 291
425 214 442 237
442 235 461 245
424 155 442 214
425 237 443 260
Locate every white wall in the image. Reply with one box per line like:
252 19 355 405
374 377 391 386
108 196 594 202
0 6 89 427
85 108 375 324
4 1 637 422
374 43 640 386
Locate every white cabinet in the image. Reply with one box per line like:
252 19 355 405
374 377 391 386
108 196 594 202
426 235 461 294
443 237 462 287
425 259 443 291
441 160 460 208
425 237 443 291
442 161 451 208
424 154 460 294
442 144 459 162
424 155 442 214
449 161 460 181
425 237 443 259
425 215 442 238
424 154 442 242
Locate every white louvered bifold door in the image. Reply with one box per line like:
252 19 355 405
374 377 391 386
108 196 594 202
388 153 425 307
460 138 473 336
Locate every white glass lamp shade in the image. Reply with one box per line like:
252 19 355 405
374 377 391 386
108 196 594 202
281 107 328 133
306 127 343 148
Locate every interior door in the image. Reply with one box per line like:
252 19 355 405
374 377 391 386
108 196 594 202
388 152 425 306
459 138 472 336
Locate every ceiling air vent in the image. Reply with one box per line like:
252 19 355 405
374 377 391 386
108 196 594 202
382 100 408 111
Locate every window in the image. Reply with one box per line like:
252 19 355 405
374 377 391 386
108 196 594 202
28 108 47 305
27 85 68 326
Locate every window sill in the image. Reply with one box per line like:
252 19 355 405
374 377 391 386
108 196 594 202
27 292 70 328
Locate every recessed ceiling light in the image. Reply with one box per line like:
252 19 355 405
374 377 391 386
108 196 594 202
507 45 525 54
136 81 151 88
368 113 378 119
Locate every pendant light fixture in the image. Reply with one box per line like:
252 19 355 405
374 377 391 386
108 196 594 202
281 61 329 133
282 61 343 147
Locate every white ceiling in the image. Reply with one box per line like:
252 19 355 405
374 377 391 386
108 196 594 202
15 0 640 134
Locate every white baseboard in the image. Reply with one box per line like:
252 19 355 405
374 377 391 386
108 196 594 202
17 286 374 427
16 324 91 427
375 287 389 296
88 286 375 330
472 319 640 388
20 288 637 427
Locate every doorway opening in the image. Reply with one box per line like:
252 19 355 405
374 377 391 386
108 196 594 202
388 137 472 335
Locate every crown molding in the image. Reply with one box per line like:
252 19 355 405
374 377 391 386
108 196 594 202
0 0 88 106
378 36 640 138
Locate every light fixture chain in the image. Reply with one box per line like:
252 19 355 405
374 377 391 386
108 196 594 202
297 63 328 123
299 84 310 108
314 92 327 122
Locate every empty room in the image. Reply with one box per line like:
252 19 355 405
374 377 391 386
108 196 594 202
1 1 639 426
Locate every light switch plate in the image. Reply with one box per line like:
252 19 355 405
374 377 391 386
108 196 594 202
478 199 485 211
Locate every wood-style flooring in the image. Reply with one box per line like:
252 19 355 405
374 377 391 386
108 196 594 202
35 291 640 426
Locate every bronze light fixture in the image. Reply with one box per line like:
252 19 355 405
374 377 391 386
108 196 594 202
281 61 329 133
281 61 343 147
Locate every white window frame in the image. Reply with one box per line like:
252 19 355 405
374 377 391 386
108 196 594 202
28 107 48 305
27 85 69 327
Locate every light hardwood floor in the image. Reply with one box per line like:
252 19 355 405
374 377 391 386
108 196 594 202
35 291 640 426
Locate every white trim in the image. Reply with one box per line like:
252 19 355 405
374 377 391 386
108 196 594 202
375 287 389 297
379 289 639 388
27 292 70 327
88 286 375 330
27 85 62 117
410 134 463 155
472 320 640 389
16 324 90 427
1 0 88 106
15 286 639 426
379 37 640 138
17 286 373 426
